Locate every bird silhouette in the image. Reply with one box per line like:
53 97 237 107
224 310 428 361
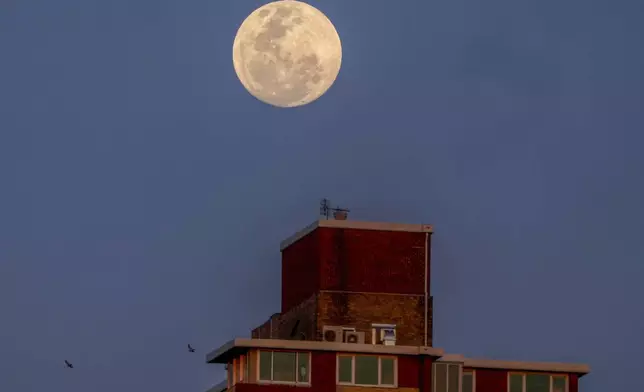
188 344 195 353
64 360 74 369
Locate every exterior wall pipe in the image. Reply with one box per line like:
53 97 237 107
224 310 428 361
424 231 429 347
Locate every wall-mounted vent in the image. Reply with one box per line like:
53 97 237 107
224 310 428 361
344 331 365 344
322 326 343 343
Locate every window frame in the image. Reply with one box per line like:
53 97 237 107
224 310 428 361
462 369 476 392
507 372 569 392
336 354 398 388
256 350 312 386
432 362 463 392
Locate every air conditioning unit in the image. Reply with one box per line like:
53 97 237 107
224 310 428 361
344 331 365 344
371 323 397 345
322 326 343 343
380 328 396 346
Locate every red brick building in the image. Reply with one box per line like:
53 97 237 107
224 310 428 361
205 218 589 392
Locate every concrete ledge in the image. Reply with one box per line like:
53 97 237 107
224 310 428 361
463 358 590 375
206 338 444 364
280 220 434 251
436 354 465 363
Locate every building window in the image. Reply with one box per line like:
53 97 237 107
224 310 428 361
337 354 397 387
258 351 310 384
508 373 568 392
432 362 461 392
462 370 475 392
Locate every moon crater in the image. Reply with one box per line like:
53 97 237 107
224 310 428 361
232 0 342 107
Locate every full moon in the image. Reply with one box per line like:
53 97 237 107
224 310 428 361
232 0 342 108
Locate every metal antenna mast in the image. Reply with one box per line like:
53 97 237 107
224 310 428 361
320 198 331 219
319 198 350 220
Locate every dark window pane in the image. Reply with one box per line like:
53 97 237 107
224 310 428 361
259 351 272 381
272 352 296 382
297 353 310 383
380 358 395 385
447 364 460 392
355 355 379 385
509 374 523 392
462 373 473 392
433 363 447 392
526 374 550 392
553 376 567 392
338 356 353 383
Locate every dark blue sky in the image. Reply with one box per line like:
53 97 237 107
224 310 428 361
1 0 642 391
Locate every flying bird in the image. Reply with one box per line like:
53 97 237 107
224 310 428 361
188 344 195 353
64 360 74 369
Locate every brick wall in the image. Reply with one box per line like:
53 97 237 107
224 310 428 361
251 294 318 340
471 369 507 392
398 355 421 388
250 313 280 339
419 357 433 392
311 351 337 391
281 230 320 313
316 291 433 346
317 228 429 295
569 374 578 392
280 224 433 345
282 226 432 313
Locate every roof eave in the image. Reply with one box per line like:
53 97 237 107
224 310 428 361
463 358 591 376
206 338 444 364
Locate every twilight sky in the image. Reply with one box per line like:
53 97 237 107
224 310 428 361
1 0 642 391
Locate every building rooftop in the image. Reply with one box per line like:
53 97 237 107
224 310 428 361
205 216 590 392
280 219 434 251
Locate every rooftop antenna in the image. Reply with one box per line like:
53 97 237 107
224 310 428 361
320 198 350 220
320 198 331 219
